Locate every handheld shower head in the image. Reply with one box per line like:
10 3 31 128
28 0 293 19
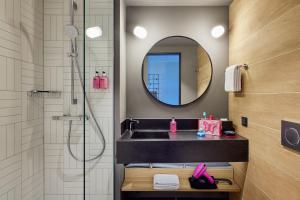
65 25 79 39
72 0 78 10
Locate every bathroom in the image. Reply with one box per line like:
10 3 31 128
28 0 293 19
0 0 299 200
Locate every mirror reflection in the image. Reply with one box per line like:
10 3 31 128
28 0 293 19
142 36 212 106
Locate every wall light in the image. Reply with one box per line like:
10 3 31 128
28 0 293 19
133 26 148 39
86 26 102 39
211 25 225 38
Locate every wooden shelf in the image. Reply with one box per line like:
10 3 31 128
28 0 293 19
121 167 240 193
122 180 240 192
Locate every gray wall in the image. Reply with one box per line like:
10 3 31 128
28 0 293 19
126 6 229 118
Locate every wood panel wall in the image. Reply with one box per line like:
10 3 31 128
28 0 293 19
229 0 300 200
196 47 212 96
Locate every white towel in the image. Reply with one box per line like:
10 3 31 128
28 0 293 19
225 65 241 92
153 174 180 190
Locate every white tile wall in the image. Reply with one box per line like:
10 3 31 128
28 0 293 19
44 0 113 200
1 0 113 199
0 0 44 200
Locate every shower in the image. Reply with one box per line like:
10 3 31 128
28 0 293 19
64 0 106 162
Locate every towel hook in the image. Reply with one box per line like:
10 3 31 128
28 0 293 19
239 64 249 70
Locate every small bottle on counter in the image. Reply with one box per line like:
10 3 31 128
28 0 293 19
197 128 206 137
170 117 177 134
203 112 207 119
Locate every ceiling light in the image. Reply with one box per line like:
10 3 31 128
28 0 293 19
133 26 148 39
86 26 102 39
211 25 225 38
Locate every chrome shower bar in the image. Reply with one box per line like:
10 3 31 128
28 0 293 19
70 0 78 105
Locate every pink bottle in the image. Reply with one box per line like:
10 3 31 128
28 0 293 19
99 71 108 89
93 71 100 89
170 117 177 134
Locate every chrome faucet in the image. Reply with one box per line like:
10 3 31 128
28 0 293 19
129 118 139 132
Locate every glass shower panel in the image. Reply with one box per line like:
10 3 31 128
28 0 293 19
84 0 114 200
44 0 85 199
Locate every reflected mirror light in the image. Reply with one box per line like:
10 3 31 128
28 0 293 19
211 25 225 38
133 26 148 39
86 26 102 39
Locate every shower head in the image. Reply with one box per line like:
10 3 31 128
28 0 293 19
65 25 79 39
72 0 78 10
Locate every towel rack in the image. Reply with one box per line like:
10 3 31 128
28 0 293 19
238 64 249 70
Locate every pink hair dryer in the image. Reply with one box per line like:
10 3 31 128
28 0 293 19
192 163 215 184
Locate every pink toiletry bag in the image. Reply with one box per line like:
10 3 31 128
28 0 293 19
198 119 222 136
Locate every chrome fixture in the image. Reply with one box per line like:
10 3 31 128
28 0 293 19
65 23 78 105
52 114 88 121
238 64 249 70
65 0 79 105
62 0 106 162
129 118 140 132
27 90 61 98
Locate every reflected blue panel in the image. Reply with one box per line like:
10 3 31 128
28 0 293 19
147 53 180 105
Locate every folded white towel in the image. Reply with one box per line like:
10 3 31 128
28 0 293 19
153 174 180 190
225 65 241 92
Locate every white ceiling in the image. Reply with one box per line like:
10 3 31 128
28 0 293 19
125 0 232 6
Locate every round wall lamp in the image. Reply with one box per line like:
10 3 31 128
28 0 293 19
133 26 148 39
211 25 225 38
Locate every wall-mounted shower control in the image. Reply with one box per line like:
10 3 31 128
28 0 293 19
281 120 300 152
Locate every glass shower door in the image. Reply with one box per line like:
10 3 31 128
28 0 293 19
83 0 114 199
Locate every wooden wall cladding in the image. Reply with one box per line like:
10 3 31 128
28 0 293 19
196 47 212 96
229 0 300 200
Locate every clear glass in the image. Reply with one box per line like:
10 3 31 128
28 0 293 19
84 0 114 199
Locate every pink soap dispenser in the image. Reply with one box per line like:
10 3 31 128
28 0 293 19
93 71 100 89
100 71 108 89
170 117 177 134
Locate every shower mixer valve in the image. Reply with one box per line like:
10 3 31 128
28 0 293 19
67 52 78 57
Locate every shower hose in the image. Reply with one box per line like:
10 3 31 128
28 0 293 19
67 56 106 162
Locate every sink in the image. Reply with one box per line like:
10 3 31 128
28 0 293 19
131 131 170 139
117 119 249 163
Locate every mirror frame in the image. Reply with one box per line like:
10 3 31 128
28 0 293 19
141 35 213 107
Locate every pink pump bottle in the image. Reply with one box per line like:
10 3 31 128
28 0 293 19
99 71 108 89
170 117 177 134
93 71 100 89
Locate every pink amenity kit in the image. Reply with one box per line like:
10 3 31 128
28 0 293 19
198 119 222 136
198 112 222 136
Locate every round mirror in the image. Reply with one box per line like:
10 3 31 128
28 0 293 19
142 36 212 106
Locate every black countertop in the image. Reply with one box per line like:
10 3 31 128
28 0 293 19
117 129 248 164
119 129 247 142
